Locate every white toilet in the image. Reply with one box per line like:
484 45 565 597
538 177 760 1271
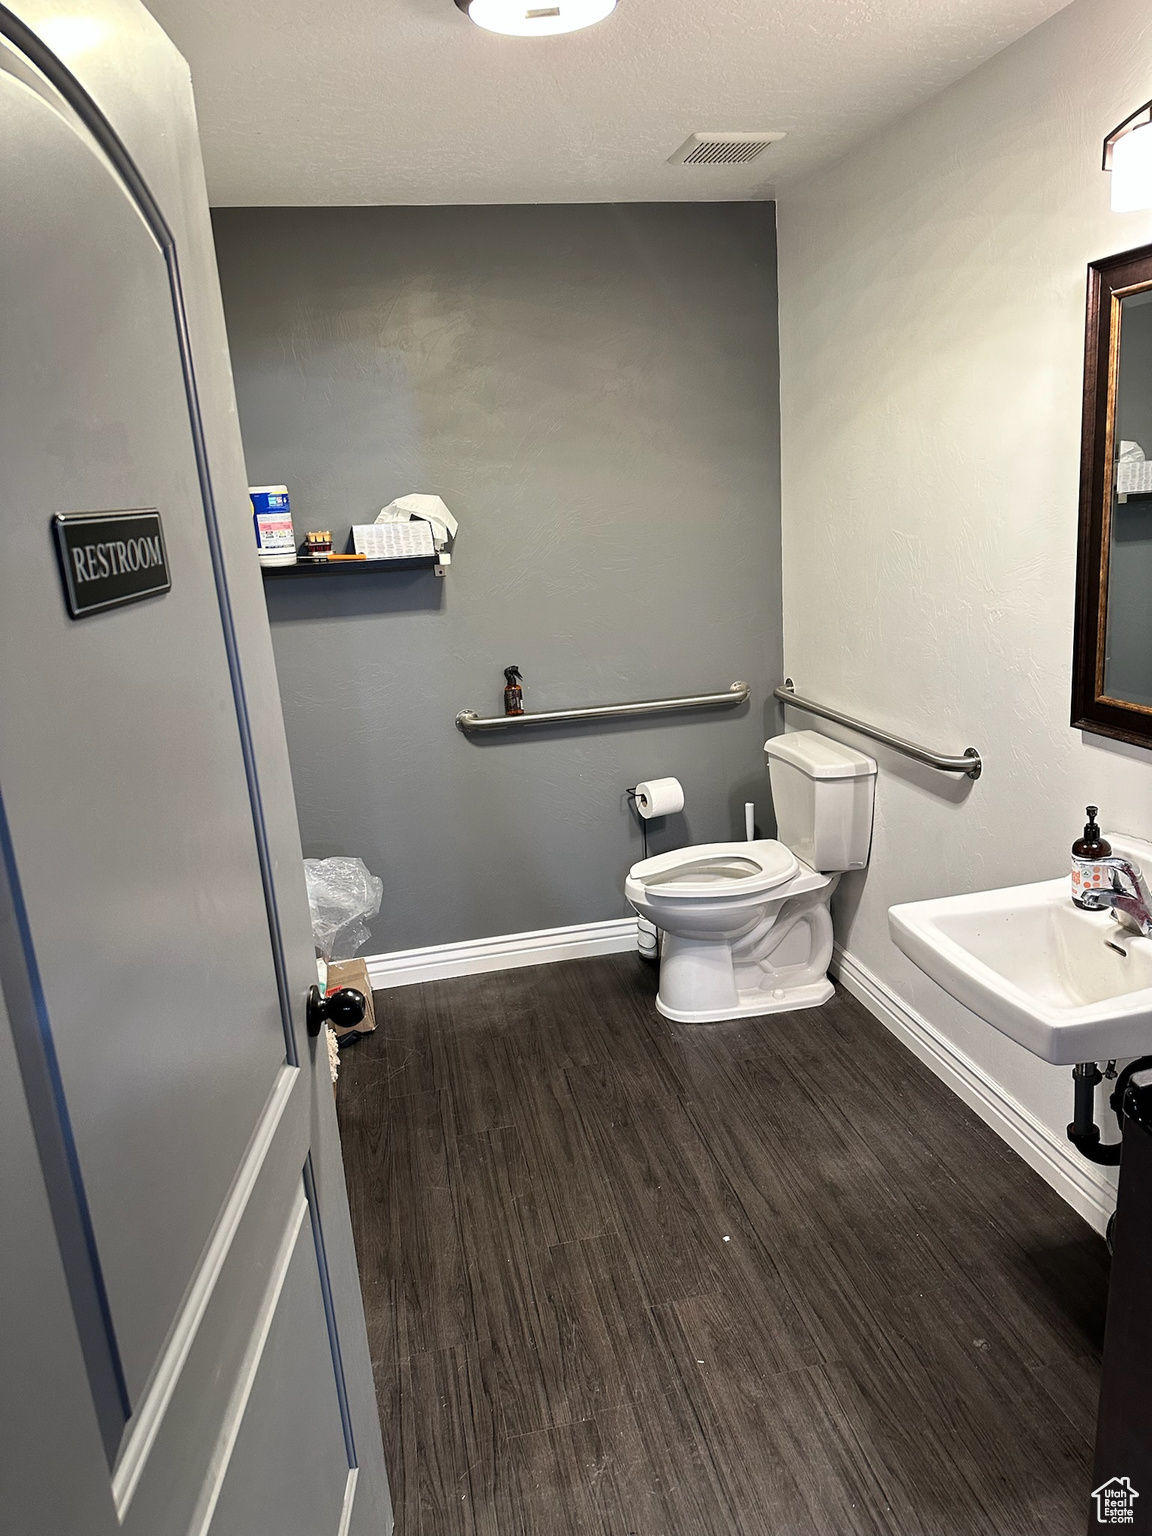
625 731 877 1023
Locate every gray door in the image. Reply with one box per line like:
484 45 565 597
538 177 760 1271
0 8 389 1534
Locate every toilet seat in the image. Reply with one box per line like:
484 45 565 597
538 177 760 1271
627 839 798 900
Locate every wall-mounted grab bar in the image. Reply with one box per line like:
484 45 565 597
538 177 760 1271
457 680 750 733
774 679 982 780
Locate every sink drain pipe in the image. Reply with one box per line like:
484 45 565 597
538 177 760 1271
1067 1058 1152 1165
1068 1062 1122 1165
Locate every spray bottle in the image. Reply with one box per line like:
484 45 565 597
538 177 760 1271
503 666 524 716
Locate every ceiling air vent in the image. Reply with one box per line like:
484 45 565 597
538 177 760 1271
668 131 786 166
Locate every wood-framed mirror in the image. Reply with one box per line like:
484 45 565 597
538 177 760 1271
1073 241 1152 746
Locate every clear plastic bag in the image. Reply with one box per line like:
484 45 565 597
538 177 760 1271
303 856 383 960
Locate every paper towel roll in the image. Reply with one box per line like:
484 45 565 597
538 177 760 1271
634 777 684 819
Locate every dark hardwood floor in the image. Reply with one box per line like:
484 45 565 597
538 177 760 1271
336 953 1108 1536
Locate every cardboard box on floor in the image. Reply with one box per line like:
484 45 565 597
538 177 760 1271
325 957 376 1037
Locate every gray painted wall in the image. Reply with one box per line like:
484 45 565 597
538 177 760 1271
212 204 783 952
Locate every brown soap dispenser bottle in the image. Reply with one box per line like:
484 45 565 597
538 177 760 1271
1071 805 1112 907
503 666 524 716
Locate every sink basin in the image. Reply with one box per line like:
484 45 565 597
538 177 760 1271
889 835 1152 1063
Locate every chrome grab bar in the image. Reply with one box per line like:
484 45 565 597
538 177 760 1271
457 680 750 733
774 679 982 780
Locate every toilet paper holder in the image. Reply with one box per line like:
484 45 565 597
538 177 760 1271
631 778 684 819
456 680 750 733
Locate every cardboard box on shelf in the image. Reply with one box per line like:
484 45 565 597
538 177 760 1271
325 957 376 1037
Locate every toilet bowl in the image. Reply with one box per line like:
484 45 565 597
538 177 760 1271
625 731 876 1024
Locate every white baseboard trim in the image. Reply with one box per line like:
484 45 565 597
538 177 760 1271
365 916 640 990
831 944 1116 1235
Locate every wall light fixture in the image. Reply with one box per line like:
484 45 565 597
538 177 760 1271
1104 102 1152 212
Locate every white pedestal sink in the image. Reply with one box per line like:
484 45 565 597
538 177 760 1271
889 834 1152 1064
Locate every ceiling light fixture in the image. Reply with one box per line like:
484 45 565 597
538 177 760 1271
1104 101 1152 212
454 0 616 37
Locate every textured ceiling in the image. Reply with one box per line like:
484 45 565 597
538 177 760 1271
142 0 1071 206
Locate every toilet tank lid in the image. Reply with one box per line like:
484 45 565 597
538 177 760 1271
764 730 877 780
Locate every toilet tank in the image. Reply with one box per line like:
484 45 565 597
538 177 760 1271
764 730 877 872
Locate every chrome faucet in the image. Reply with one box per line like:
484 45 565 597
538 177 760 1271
1076 856 1152 937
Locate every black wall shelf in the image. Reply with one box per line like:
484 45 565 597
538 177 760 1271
260 554 442 580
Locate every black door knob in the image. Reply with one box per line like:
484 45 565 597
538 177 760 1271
307 982 367 1038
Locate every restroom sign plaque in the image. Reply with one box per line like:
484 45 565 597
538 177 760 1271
53 509 170 619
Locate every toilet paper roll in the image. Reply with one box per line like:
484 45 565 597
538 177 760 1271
634 777 684 819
